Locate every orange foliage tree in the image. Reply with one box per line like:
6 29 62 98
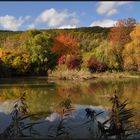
52 33 80 57
108 18 136 70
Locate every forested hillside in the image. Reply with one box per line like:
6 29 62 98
0 18 139 77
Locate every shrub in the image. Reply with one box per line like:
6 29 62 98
49 68 93 80
58 55 66 65
87 57 107 73
66 55 83 70
87 57 99 73
97 61 108 72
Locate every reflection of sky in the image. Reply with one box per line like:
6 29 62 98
0 100 109 138
0 100 15 113
0 100 14 133
0 100 139 139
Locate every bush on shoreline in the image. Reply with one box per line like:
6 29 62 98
49 67 94 81
66 55 83 70
87 57 108 73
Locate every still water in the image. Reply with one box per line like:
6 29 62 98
0 77 140 138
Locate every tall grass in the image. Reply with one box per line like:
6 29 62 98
49 67 94 80
48 95 75 139
83 93 138 139
0 93 41 139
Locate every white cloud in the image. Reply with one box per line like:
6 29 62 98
90 19 117 27
97 2 131 16
32 8 79 28
107 9 118 16
58 25 77 29
0 15 30 31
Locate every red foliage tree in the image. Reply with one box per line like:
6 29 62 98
108 18 136 46
52 33 79 56
58 55 66 65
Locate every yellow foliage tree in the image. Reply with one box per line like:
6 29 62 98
0 48 2 58
108 18 136 71
123 24 140 71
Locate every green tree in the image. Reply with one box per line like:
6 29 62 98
24 30 58 75
92 40 119 70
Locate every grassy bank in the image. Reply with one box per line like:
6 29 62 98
48 70 140 81
48 69 95 81
91 71 140 79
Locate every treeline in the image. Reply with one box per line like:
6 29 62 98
0 17 139 77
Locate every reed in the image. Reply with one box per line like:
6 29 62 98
0 93 40 139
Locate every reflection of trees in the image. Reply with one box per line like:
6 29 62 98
122 80 140 110
55 79 140 108
57 83 82 98
0 87 61 117
0 79 140 119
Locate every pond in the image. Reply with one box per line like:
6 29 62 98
0 77 140 139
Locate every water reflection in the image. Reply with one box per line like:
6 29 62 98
0 77 140 120
0 100 108 139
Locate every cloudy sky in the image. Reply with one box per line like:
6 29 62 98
0 1 139 31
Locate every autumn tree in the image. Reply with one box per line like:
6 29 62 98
52 33 80 57
123 24 140 71
23 30 58 75
2 52 31 75
1 32 31 75
108 18 136 71
0 30 58 76
92 40 119 70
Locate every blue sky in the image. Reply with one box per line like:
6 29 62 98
0 1 139 31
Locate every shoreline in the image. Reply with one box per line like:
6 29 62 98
48 71 140 81
0 71 140 81
91 71 140 79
